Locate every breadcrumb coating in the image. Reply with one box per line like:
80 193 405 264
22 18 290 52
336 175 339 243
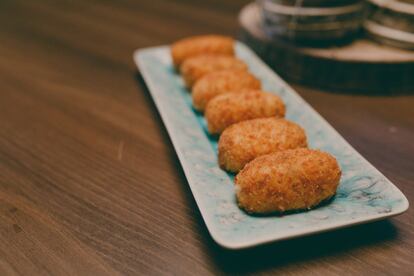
205 90 285 135
180 55 247 88
171 35 234 67
192 70 261 112
218 118 307 173
235 148 341 214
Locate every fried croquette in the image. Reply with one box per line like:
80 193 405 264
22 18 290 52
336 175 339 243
171 35 234 67
205 91 286 135
218 118 307 173
180 55 247 88
235 148 341 214
192 70 261 112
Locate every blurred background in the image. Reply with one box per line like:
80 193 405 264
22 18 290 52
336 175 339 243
242 0 414 92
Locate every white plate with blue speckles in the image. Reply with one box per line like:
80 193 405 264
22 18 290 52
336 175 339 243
133 42 409 250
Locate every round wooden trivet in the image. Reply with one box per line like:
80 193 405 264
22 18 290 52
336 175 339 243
239 2 414 93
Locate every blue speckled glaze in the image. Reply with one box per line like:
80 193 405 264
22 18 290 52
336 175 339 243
134 42 409 249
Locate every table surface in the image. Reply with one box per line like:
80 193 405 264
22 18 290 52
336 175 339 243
1 0 413 275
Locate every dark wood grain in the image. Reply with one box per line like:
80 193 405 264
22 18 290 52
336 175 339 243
0 0 413 275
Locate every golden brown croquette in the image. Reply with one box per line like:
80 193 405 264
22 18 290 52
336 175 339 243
205 90 285 135
192 70 261 112
218 118 307 173
235 148 341 214
180 55 247 88
171 35 234 67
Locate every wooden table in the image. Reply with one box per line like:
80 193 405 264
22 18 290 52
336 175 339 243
0 0 413 275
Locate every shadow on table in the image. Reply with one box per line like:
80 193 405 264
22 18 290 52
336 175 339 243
200 220 396 274
135 72 399 274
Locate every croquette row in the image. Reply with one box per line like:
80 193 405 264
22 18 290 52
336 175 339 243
171 35 341 214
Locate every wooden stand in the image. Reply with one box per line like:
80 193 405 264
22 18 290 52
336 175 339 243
239 3 414 93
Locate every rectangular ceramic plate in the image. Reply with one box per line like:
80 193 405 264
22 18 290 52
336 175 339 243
134 42 409 249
